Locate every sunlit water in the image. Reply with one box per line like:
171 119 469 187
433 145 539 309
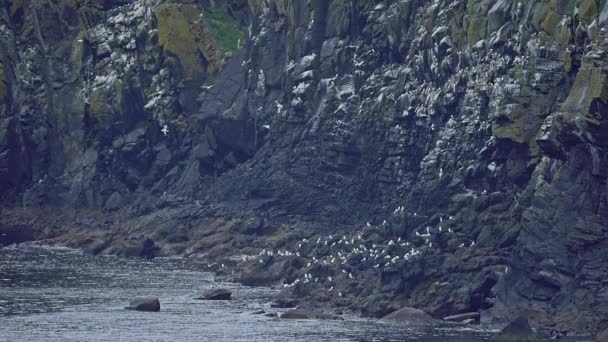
0 245 503 341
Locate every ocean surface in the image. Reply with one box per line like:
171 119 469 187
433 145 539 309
0 245 513 341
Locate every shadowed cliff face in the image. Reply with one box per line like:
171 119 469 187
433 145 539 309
1 0 608 333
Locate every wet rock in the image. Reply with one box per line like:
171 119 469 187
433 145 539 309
0 225 36 246
443 312 480 323
197 288 232 300
596 327 608 342
270 297 298 308
381 307 435 325
280 309 337 320
125 297 160 312
491 317 537 342
108 237 160 259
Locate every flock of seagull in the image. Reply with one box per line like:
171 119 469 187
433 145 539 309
244 211 478 293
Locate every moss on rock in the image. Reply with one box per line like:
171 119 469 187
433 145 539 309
154 2 222 82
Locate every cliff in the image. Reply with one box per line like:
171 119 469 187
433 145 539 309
1 0 608 333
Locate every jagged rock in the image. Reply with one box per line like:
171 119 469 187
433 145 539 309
491 317 537 342
2 0 608 334
197 288 232 300
125 297 161 312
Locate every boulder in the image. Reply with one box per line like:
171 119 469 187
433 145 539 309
125 297 160 312
381 307 435 325
443 312 480 323
280 308 337 320
197 288 232 300
491 317 537 342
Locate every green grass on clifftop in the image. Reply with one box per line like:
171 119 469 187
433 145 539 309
204 2 245 53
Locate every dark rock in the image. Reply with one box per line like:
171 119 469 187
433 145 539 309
380 307 435 325
0 224 36 246
125 297 160 312
596 327 608 342
197 288 232 300
108 237 160 259
491 317 537 342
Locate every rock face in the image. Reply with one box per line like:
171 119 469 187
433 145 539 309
197 288 232 300
125 297 161 312
491 317 537 342
1 0 608 334
381 307 435 325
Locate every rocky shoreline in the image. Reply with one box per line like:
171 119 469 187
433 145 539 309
0 206 602 340
2 0 608 339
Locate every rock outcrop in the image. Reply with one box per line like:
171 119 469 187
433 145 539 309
125 297 161 312
381 307 435 325
491 316 537 342
197 288 232 300
1 0 608 334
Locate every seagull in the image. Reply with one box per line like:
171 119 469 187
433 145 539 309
161 124 169 136
328 286 334 292
328 276 332 282
349 273 353 279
